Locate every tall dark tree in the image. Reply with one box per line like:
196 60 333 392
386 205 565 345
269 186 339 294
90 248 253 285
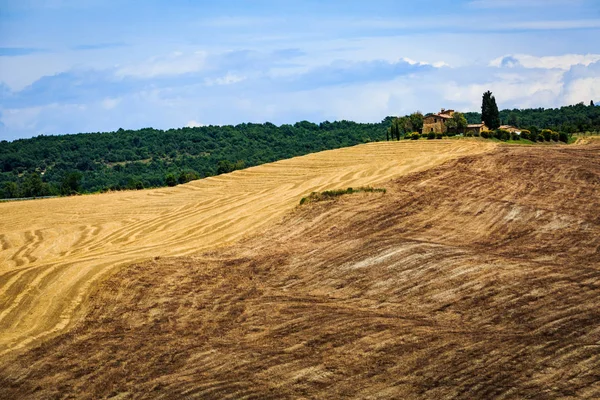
489 96 501 129
592 100 595 107
481 91 491 126
482 91 501 130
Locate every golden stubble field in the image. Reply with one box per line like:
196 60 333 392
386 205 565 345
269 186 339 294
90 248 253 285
0 140 496 356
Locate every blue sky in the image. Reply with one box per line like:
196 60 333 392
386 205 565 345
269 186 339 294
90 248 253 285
0 0 599 140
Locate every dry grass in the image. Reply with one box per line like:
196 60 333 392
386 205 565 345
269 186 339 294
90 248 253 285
1 140 599 399
0 140 495 356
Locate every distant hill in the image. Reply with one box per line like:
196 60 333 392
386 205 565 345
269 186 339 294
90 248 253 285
0 119 392 199
1 101 599 199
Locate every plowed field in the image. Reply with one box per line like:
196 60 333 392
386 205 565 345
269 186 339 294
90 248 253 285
1 139 599 399
0 140 494 357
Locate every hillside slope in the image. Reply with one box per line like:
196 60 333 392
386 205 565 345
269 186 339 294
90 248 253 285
0 120 390 198
0 140 494 356
1 141 598 399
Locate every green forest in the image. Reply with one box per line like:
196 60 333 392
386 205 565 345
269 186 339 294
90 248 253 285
464 102 600 133
1 101 598 200
0 120 391 199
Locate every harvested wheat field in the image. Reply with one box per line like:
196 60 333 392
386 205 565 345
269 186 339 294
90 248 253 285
0 140 494 357
2 139 600 399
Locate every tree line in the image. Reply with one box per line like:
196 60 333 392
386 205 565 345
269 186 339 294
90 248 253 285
465 100 600 133
2 98 598 199
0 121 388 199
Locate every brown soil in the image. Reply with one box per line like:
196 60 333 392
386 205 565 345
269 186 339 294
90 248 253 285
1 141 599 399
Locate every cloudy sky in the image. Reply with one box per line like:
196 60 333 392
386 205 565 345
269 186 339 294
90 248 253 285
1 0 599 140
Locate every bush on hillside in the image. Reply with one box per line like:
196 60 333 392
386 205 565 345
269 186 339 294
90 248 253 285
436 133 443 139
427 132 436 140
411 132 420 140
299 186 387 205
165 174 177 187
559 132 569 143
495 129 510 141
541 129 552 142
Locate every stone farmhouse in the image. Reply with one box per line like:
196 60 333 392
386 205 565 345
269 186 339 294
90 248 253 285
423 109 488 135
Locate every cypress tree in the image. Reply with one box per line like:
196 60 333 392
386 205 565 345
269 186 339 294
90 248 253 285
482 91 501 130
482 91 491 126
489 95 501 129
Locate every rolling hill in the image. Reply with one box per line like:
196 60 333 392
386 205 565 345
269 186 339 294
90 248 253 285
1 139 599 398
0 139 494 358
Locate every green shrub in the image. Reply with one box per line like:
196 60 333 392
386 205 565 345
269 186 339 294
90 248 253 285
541 129 552 141
559 132 569 143
165 174 177 187
465 132 473 137
427 131 436 140
495 129 510 141
473 131 480 137
520 129 531 140
510 131 520 140
435 133 443 139
551 131 559 142
481 131 490 139
300 186 387 205
411 132 420 140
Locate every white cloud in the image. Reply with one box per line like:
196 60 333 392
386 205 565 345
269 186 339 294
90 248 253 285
563 77 600 105
491 54 600 70
439 70 565 110
115 51 207 78
101 97 121 110
401 57 449 68
204 73 246 86
185 120 203 128
3 52 599 140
